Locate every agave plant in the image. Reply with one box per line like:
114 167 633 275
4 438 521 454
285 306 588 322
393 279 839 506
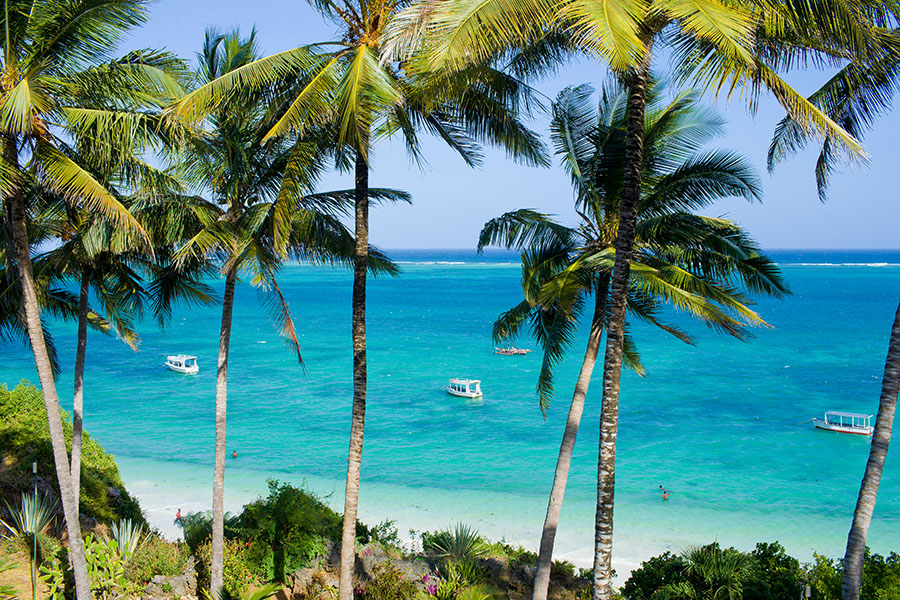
1 493 59 540
201 582 280 600
425 524 488 563
1 492 59 600
107 519 145 560
0 557 19 600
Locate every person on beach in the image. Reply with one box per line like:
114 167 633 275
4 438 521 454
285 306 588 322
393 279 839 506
175 508 182 525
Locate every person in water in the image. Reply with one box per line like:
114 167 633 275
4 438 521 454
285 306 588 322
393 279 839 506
232 450 238 458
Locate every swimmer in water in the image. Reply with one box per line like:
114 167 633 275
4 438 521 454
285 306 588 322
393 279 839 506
232 450 238 458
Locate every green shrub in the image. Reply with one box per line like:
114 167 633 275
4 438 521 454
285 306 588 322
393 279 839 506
369 519 403 552
0 382 144 525
744 542 803 600
197 539 258 598
621 551 688 600
440 559 488 586
356 563 418 600
40 534 141 600
551 560 577 586
507 547 538 570
234 480 342 582
423 524 487 563
125 532 190 586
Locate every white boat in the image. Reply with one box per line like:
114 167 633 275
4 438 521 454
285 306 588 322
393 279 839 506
446 378 482 398
165 354 199 374
494 347 531 356
812 411 873 436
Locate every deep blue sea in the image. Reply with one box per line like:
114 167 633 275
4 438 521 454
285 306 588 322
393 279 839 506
2 249 899 574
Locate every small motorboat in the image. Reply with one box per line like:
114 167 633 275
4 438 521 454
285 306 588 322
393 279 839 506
165 354 199 374
446 378 482 398
494 347 531 356
812 411 873 436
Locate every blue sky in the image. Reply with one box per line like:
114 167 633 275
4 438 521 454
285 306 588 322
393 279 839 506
123 1 900 249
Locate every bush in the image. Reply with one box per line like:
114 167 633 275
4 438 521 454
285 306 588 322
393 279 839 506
197 539 258 598
621 551 688 600
355 563 419 600
125 532 190 586
422 524 487 563
0 382 144 525
745 542 803 600
234 480 343 582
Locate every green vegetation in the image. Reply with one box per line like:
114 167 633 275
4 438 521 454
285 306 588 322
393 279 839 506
357 563 420 600
235 480 343 582
0 383 144 525
0 1 896 598
124 533 190 587
621 542 900 600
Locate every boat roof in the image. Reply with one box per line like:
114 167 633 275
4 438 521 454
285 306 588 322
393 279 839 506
449 378 480 384
825 411 873 419
167 354 197 361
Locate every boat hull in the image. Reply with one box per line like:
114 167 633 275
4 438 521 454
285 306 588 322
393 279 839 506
166 363 199 374
812 419 872 436
445 387 482 399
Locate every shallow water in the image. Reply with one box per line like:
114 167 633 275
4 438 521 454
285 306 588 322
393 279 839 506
2 249 899 575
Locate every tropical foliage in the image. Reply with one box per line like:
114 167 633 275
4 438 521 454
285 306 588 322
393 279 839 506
481 79 787 600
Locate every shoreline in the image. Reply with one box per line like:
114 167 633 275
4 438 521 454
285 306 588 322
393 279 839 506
118 455 889 582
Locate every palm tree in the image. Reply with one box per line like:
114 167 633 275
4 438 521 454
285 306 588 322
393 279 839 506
390 2 887 596
173 7 546 598
652 545 753 600
0 3 188 596
173 29 408 597
43 50 191 517
837 302 900 600
480 81 787 600
763 32 900 600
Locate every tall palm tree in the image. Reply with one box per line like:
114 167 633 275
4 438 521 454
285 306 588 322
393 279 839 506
44 50 192 517
837 302 900 600
763 31 900 600
173 7 547 598
480 81 787 600
174 29 408 596
390 2 887 596
0 2 188 597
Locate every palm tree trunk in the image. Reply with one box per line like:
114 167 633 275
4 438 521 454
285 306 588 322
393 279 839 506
210 268 237 598
339 147 369 600
533 279 608 600
71 269 89 516
592 38 654 600
4 134 91 600
842 300 900 600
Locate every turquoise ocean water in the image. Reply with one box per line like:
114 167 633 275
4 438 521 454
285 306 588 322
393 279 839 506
2 249 899 575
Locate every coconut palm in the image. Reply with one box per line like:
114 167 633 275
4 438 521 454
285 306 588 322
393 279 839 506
836 302 900 600
391 1 889 596
42 53 192 517
480 80 787 600
173 7 546 598
0 2 190 596
173 29 408 596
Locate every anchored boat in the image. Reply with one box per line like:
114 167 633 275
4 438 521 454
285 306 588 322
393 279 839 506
165 354 199 374
812 411 873 436
494 347 531 356
446 378 482 398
